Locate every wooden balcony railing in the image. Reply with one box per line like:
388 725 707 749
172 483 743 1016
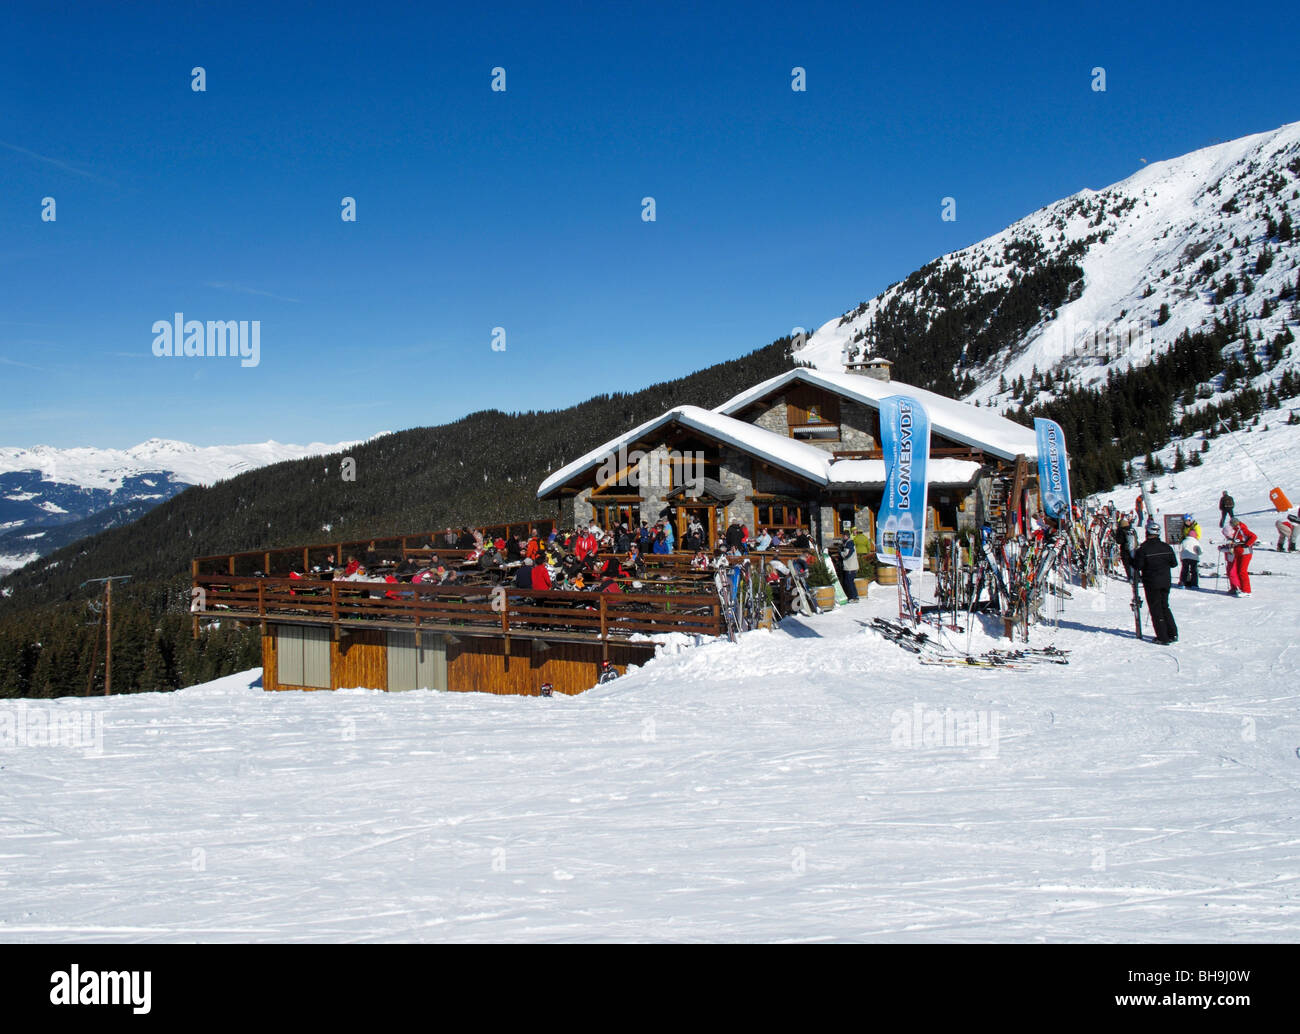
191 574 723 641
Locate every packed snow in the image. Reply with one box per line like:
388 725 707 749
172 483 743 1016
3 413 1297 943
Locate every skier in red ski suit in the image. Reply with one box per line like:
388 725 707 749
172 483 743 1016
1223 516 1257 596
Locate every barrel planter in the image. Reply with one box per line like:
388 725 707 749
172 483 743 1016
854 578 870 599
875 564 898 586
813 585 836 611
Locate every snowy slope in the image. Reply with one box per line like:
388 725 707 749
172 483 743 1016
3 420 1298 943
3 571 1295 942
797 121 1300 409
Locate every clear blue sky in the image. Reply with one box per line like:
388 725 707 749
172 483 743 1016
2 0 1297 447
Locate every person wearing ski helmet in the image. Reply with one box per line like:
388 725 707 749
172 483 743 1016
1177 516 1202 588
1133 519 1178 644
1223 515 1257 596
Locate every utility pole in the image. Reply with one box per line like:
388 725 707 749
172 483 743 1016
80 576 131 696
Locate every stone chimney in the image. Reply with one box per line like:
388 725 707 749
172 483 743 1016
845 357 892 382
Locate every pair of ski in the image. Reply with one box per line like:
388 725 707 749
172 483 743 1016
984 647 1070 666
918 655 1031 671
870 617 946 656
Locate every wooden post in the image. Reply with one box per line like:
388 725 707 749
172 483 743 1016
104 578 113 696
228 555 235 575
1008 454 1029 535
501 589 511 662
303 547 310 572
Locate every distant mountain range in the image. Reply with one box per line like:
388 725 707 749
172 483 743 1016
0 438 373 576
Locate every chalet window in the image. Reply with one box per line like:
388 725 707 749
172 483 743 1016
755 502 806 529
276 625 330 688
593 503 640 531
785 388 841 440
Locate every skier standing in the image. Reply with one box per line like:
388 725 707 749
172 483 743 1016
1218 491 1235 529
1177 517 1202 588
1222 515 1257 596
1117 515 1138 581
837 535 860 601
1133 519 1178 644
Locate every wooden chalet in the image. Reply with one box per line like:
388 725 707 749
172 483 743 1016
191 362 1043 698
538 362 1042 546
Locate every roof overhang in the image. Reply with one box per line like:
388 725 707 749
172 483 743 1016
537 405 832 499
714 367 1038 463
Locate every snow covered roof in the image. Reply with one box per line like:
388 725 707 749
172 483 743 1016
537 403 991 499
827 458 983 487
714 368 1038 462
537 406 834 498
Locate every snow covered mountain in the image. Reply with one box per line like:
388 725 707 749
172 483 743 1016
0 437 375 576
797 121 1300 412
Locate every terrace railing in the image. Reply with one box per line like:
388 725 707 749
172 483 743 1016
191 573 723 642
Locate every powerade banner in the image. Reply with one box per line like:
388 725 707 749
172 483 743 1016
1033 418 1072 521
876 395 931 572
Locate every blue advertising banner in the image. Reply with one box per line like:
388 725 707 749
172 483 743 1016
1033 418 1072 521
876 396 931 572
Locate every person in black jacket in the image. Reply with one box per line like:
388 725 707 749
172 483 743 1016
1116 516 1138 581
1219 491 1235 529
1133 520 1178 644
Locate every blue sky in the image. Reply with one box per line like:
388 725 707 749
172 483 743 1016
2 0 1297 448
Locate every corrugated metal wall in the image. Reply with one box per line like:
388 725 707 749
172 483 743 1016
275 625 330 688
387 631 447 691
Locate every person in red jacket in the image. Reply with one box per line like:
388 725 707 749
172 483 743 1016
1223 515 1257 596
530 560 552 592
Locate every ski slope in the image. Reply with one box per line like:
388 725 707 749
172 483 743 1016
2 570 1296 943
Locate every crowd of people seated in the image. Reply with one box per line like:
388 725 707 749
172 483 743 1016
256 516 824 598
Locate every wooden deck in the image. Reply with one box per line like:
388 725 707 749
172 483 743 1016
192 573 723 643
